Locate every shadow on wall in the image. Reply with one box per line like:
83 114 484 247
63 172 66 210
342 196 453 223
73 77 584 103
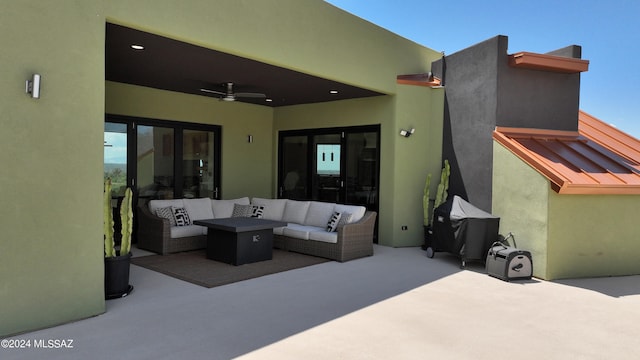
441 94 468 202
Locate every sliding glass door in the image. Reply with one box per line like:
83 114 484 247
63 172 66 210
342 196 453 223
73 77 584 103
105 115 221 201
278 125 380 214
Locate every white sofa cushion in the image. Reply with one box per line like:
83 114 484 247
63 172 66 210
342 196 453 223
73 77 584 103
309 230 338 244
304 201 336 227
334 204 367 223
251 198 287 221
148 199 184 214
170 225 206 238
183 198 214 220
211 197 250 218
282 200 311 224
272 225 287 236
282 223 323 240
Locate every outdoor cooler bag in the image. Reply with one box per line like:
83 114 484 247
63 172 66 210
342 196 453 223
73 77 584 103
486 244 532 281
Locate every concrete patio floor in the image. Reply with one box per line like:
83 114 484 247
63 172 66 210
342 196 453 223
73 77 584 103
4 245 640 359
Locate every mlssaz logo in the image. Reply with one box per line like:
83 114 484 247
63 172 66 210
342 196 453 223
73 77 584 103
34 339 74 349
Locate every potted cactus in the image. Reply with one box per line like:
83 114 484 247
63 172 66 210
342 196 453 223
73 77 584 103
423 160 450 256
104 178 134 299
422 173 432 250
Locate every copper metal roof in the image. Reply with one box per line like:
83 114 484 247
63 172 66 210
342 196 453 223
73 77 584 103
493 111 640 194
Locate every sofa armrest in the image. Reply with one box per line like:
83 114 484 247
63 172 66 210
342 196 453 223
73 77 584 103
137 203 172 254
339 211 376 236
335 211 377 261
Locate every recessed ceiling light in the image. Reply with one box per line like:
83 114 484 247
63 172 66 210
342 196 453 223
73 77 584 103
330 90 339 94
131 44 144 50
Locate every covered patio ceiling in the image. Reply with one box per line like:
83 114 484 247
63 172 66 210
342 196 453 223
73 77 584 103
105 23 385 107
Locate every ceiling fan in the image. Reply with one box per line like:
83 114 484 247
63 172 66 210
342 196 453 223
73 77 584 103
200 82 266 102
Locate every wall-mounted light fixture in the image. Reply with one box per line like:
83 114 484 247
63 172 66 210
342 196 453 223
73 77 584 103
248 135 253 143
399 128 415 137
26 74 41 99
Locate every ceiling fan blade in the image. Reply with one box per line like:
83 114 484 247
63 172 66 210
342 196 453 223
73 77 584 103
234 92 266 98
200 88 226 96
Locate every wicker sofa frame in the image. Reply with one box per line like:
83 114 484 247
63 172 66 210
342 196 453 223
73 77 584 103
274 211 376 262
136 203 376 262
137 204 207 255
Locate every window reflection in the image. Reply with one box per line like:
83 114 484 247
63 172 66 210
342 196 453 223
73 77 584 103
137 125 175 199
104 122 127 197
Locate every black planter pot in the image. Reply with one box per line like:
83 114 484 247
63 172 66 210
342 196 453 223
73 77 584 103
104 252 133 300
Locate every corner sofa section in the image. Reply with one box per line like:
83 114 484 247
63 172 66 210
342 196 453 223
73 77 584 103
137 197 250 255
137 197 376 262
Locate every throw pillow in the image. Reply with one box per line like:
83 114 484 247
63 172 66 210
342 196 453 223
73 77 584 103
337 212 353 228
155 206 177 226
232 204 252 217
250 205 265 218
326 211 342 232
172 207 191 226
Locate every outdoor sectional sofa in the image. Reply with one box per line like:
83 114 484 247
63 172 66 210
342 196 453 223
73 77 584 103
137 197 377 262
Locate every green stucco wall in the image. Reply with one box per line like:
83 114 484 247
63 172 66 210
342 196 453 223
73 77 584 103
492 143 550 279
391 85 444 247
548 193 640 279
0 1 106 336
105 82 274 199
493 142 640 280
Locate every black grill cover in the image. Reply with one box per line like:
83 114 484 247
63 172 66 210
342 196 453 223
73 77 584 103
432 195 500 262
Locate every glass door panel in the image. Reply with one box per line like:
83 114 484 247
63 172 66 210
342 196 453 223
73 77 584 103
345 131 379 212
279 135 308 199
182 129 215 198
312 134 342 203
137 125 174 200
104 122 128 197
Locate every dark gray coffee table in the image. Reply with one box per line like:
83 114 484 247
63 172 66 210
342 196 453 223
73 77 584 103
193 218 287 265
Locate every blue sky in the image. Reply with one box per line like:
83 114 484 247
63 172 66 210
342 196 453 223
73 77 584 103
325 0 640 138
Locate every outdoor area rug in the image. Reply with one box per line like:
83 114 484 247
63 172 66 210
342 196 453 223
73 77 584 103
131 249 329 288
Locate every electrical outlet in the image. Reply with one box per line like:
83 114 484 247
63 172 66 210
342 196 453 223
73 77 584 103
401 225 408 231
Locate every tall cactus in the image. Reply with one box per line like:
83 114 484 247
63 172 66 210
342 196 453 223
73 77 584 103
422 173 432 226
104 179 115 258
119 187 133 256
431 160 450 226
